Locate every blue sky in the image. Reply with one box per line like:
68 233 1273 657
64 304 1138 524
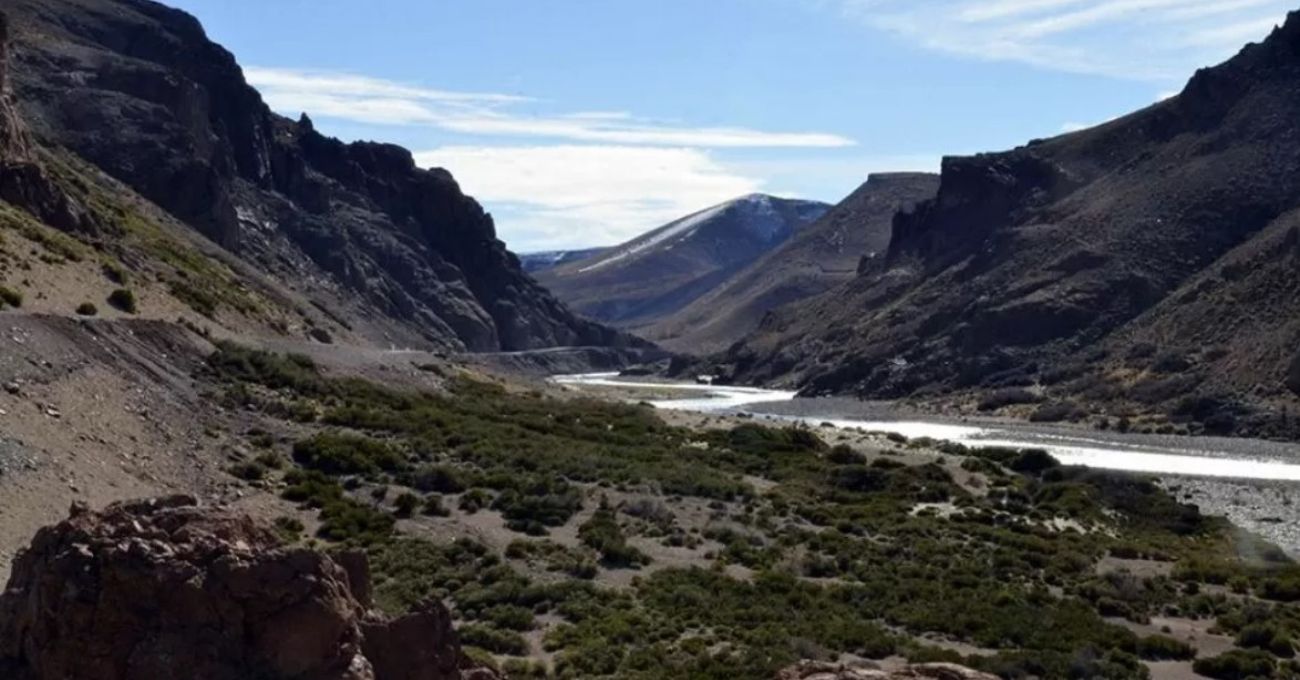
170 0 1294 252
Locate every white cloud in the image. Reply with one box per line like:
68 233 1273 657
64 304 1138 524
1059 121 1090 132
828 0 1291 81
413 145 766 251
247 67 854 148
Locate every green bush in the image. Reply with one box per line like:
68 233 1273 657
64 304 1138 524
273 516 304 541
484 604 536 631
578 502 649 568
827 444 865 464
1193 650 1276 680
101 261 128 285
459 488 491 514
1236 623 1295 658
393 492 420 518
458 624 529 656
292 432 404 476
0 286 22 308
405 465 468 493
227 461 267 481
75 302 98 316
421 494 450 516
1136 634 1195 660
107 288 137 313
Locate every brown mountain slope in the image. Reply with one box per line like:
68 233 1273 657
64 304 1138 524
1 0 640 353
646 173 937 353
715 12 1300 439
535 194 829 331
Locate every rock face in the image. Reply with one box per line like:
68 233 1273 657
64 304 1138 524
0 12 90 235
776 661 998 680
719 12 1300 437
0 496 495 680
535 194 829 332
1 0 639 353
649 174 937 353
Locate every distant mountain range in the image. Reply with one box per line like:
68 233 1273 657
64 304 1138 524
532 194 829 335
705 11 1300 440
647 174 938 353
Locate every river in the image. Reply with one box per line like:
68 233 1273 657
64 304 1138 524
554 373 1300 482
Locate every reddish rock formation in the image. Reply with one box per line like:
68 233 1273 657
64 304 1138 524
0 495 496 680
776 661 999 680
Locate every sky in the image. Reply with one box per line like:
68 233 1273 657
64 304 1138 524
168 0 1295 252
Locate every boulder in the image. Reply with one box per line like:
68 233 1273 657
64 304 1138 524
0 495 496 680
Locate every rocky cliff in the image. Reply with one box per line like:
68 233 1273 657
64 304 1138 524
0 495 497 680
0 12 90 236
718 11 1300 438
1 0 638 352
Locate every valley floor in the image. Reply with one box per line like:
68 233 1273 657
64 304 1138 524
6 316 1300 679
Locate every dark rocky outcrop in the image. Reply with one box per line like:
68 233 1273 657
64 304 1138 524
1 0 640 353
0 495 497 680
718 11 1300 437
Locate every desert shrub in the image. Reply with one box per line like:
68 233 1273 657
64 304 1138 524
1236 623 1295 657
107 288 137 313
170 281 218 317
827 444 865 464
1136 634 1195 660
484 604 536 631
207 343 323 394
1260 574 1300 602
317 499 394 543
273 516 304 541
75 302 98 316
491 476 583 530
393 492 420 518
1009 449 1061 475
1193 649 1276 680
977 388 1040 411
101 261 128 284
422 494 450 517
404 464 468 493
459 488 491 513
227 461 267 481
292 432 403 476
0 286 22 308
459 625 529 656
579 502 649 568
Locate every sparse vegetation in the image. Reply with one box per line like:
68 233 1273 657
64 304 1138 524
75 302 97 316
205 344 1300 679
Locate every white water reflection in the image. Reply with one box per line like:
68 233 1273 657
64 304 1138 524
553 373 797 411
553 373 1300 482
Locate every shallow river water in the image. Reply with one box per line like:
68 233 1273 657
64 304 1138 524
555 373 1300 482
555 372 1300 553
